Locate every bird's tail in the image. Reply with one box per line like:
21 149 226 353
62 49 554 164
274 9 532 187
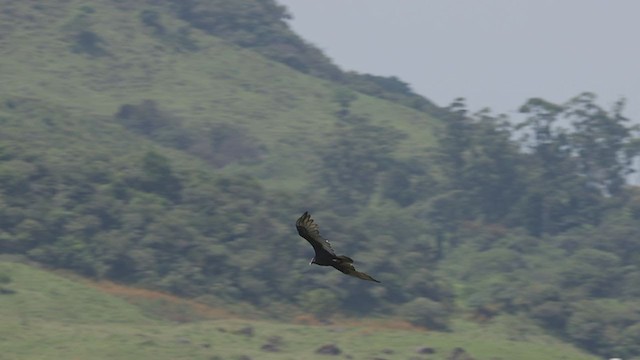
351 271 381 283
336 255 354 263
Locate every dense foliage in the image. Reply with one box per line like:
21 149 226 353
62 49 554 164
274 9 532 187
429 95 640 358
2 91 639 356
0 0 639 357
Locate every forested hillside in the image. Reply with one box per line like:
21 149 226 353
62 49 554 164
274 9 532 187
0 0 639 358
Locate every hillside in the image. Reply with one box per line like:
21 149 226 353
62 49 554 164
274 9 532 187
0 0 445 317
0 261 599 360
0 0 639 358
0 0 438 190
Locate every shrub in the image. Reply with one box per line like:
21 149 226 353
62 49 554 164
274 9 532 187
398 297 450 330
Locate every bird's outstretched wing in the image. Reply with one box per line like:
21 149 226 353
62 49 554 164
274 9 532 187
332 259 381 283
296 212 380 283
296 211 336 256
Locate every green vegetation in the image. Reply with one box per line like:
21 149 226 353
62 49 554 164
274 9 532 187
0 261 599 359
0 0 638 358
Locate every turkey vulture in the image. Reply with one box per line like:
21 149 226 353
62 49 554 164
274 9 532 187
296 211 380 283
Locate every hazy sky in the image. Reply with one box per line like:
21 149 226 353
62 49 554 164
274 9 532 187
277 0 640 120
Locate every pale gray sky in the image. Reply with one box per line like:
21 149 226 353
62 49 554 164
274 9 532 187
277 0 640 120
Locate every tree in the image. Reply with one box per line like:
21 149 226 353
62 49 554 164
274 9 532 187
398 297 450 330
297 289 340 318
619 323 640 357
559 249 622 297
434 102 525 222
115 100 194 150
435 98 474 190
0 271 13 294
566 300 640 356
461 110 523 222
429 101 525 255
136 151 182 201
71 30 108 56
381 155 436 207
566 93 640 195
318 115 405 209
331 87 357 120
516 97 603 235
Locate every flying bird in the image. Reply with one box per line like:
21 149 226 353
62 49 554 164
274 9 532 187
296 211 380 283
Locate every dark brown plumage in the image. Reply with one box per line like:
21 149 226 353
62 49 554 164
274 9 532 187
295 211 380 283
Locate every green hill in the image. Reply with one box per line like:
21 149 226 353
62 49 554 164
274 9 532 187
0 0 438 191
0 260 598 360
0 0 639 358
0 0 447 316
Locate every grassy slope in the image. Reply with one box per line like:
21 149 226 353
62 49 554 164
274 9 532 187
0 261 598 360
0 0 437 192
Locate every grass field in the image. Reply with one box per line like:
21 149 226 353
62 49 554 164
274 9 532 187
0 260 598 360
